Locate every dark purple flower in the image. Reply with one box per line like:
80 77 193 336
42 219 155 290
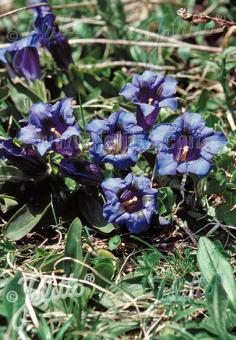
0 0 72 81
29 0 52 19
0 139 48 179
0 34 41 81
101 173 158 233
86 110 150 170
150 112 227 176
60 157 104 186
32 0 73 69
18 98 80 156
119 71 177 130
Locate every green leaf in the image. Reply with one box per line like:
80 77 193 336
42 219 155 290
4 202 51 241
197 90 209 112
205 114 221 128
94 258 115 287
163 187 175 214
0 195 18 213
64 218 83 278
109 235 121 251
102 320 139 336
216 204 236 226
33 254 63 272
77 189 115 233
95 223 115 233
206 171 227 195
0 165 26 183
197 237 236 311
99 281 145 308
3 271 25 326
205 275 234 340
8 82 42 114
36 317 53 340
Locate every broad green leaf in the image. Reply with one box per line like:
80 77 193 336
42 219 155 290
8 82 43 114
4 202 50 241
99 282 145 308
96 248 116 259
77 189 115 232
64 218 83 278
205 275 234 340
109 235 121 251
197 237 236 311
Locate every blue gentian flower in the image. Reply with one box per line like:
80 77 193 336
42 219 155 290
87 110 150 170
0 34 41 81
0 0 72 81
60 158 104 186
0 139 48 179
150 112 227 176
119 71 177 130
32 0 73 69
101 173 158 233
18 98 80 156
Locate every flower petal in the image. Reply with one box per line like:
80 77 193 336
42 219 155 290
135 71 163 87
86 119 108 135
18 124 42 144
159 97 177 111
103 152 135 169
182 112 205 131
132 176 155 193
138 103 156 117
101 177 128 196
177 157 212 176
125 210 150 233
52 97 74 125
150 123 173 148
119 83 138 100
118 110 142 134
201 132 227 161
157 152 178 175
29 102 52 128
103 200 125 223
59 125 80 140
158 78 177 97
36 141 52 155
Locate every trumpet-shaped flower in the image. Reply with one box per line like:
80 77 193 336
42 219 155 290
18 98 80 156
119 71 177 130
0 34 41 81
33 1 73 69
101 173 157 233
86 110 150 170
0 0 72 81
150 112 227 176
0 139 48 179
60 158 104 186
